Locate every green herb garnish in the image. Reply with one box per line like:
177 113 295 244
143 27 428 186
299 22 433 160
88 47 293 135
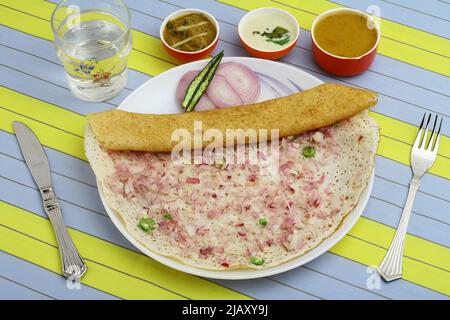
302 146 316 158
138 217 157 232
163 212 172 220
259 218 267 226
252 26 291 46
267 37 291 46
262 26 289 39
250 256 265 266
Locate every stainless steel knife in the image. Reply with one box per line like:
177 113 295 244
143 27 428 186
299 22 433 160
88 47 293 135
13 121 87 280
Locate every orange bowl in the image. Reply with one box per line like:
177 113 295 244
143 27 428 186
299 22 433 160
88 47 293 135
160 9 220 63
238 7 299 60
311 8 380 77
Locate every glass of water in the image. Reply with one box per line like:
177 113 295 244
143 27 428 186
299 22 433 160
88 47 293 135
51 0 132 102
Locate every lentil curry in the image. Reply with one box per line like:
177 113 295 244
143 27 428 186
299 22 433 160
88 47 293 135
163 13 217 52
313 12 378 58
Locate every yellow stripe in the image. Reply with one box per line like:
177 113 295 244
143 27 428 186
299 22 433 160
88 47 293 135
2 86 449 179
0 0 179 63
3 0 450 77
370 111 449 159
0 3 176 77
6 0 179 64
4 0 450 101
377 134 449 179
329 236 450 296
348 218 450 271
219 0 450 76
0 202 251 300
0 107 87 160
0 226 185 299
0 0 448 296
2 201 449 295
0 86 85 137
278 0 450 58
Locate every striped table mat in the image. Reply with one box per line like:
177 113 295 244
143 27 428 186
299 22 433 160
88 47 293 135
0 0 449 300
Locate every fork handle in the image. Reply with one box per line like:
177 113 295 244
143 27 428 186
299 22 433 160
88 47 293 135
378 176 420 282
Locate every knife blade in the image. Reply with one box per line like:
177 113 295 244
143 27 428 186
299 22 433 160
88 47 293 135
13 121 87 280
13 121 52 189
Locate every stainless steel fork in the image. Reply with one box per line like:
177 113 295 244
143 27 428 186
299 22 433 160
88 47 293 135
378 113 443 282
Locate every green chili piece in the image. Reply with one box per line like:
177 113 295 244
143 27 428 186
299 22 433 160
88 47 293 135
138 217 157 232
250 256 265 266
302 145 316 158
259 218 267 226
182 51 224 111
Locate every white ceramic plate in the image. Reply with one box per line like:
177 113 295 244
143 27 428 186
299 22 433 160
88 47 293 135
98 57 374 280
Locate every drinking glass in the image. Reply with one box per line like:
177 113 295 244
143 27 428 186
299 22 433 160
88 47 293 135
51 0 132 102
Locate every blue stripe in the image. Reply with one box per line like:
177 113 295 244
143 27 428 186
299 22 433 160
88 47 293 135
332 0 450 38
16 0 450 97
2 127 447 298
304 252 449 299
1 177 444 299
0 251 118 300
372 176 450 225
0 177 317 299
0 26 150 91
158 0 450 95
213 278 320 299
0 29 449 139
0 176 134 249
2 0 449 300
0 275 52 300
375 157 450 201
385 0 450 21
1 129 448 245
30 1 450 105
364 198 450 246
125 0 450 116
271 266 386 299
0 64 113 115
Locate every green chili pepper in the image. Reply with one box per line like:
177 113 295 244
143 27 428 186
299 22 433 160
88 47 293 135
259 218 267 226
163 212 172 220
250 256 265 266
302 145 316 158
182 51 224 112
138 217 157 232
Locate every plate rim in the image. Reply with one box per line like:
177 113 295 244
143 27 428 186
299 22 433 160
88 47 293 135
98 57 374 280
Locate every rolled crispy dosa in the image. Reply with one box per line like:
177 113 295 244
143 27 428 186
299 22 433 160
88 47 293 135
87 83 377 152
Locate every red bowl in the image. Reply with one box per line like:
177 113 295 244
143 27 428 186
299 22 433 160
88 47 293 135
240 35 298 60
160 9 220 63
238 7 299 60
311 8 380 77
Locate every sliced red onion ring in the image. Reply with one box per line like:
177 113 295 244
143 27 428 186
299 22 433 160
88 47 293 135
216 62 260 104
176 62 261 110
206 74 243 108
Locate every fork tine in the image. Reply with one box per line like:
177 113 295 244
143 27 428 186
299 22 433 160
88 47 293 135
431 117 443 153
426 115 438 150
419 114 432 149
413 113 426 148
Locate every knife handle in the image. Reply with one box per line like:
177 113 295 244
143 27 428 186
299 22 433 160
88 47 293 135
40 188 87 280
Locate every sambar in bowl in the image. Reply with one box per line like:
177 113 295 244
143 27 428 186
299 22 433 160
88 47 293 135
311 8 380 76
